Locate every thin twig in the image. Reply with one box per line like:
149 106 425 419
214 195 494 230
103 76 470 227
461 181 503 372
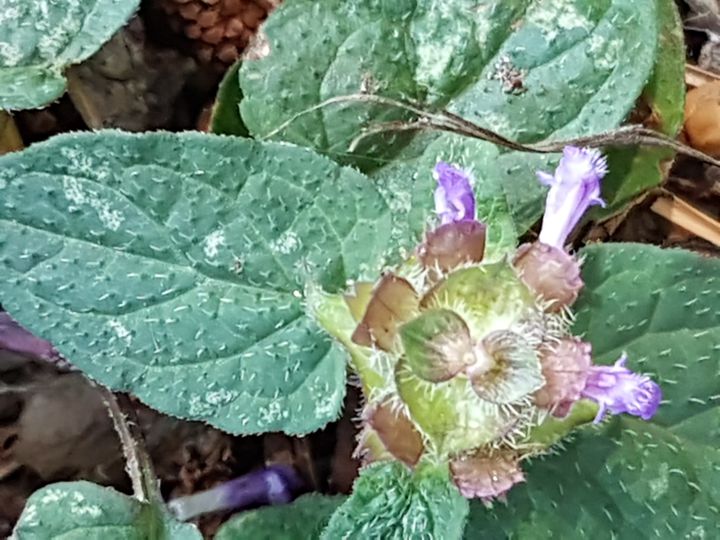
99 387 160 504
264 93 720 169
651 193 720 247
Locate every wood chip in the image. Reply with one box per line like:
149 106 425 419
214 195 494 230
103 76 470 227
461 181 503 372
651 194 720 246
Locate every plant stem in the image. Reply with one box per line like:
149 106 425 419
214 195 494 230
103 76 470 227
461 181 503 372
100 387 160 504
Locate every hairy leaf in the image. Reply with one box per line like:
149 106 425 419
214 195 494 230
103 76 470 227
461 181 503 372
0 131 393 434
466 244 720 538
236 0 681 248
0 0 140 110
322 463 468 540
596 0 685 216
13 481 201 539
215 494 344 540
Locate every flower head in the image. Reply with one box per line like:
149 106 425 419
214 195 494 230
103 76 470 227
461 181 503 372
434 162 476 225
581 354 662 424
537 146 608 249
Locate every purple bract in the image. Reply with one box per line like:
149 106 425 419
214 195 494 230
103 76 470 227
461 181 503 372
434 162 476 225
581 354 662 424
537 146 608 249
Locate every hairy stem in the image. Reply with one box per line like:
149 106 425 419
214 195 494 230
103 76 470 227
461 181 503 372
100 387 160 504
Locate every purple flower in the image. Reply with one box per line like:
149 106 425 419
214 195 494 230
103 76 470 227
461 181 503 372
537 146 608 249
0 312 61 361
168 465 302 520
434 162 476 225
581 354 662 424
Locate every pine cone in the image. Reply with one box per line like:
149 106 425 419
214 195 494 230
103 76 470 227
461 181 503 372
154 0 280 65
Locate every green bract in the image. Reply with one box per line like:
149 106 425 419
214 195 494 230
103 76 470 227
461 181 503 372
0 0 140 110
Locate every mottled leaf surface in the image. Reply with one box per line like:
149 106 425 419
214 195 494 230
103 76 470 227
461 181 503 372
466 244 720 538
322 463 468 540
215 494 344 540
237 0 679 251
0 132 392 434
13 481 201 539
0 0 140 110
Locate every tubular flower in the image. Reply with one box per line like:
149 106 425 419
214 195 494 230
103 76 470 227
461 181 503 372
168 465 301 521
537 146 608 249
434 162 476 225
581 354 662 423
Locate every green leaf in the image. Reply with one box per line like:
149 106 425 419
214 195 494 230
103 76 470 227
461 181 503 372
241 0 661 164
595 0 685 215
465 244 720 538
574 243 720 427
0 131 393 435
211 60 249 137
322 463 469 540
13 481 201 539
215 494 344 540
237 0 680 247
0 0 140 111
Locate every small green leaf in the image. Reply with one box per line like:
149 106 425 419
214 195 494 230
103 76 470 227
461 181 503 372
0 0 140 110
322 462 469 540
211 60 249 137
215 494 344 540
465 244 720 538
13 481 201 539
0 131 393 435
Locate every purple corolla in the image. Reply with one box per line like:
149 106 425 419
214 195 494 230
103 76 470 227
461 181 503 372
537 146 608 249
434 162 476 225
581 354 662 424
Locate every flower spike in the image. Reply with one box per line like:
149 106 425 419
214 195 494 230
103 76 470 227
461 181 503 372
581 354 662 423
434 162 476 225
537 146 608 249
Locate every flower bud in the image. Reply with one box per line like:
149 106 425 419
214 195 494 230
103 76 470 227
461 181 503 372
167 465 301 521
513 241 583 311
434 162 476 225
450 452 524 502
533 338 591 417
417 221 486 276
